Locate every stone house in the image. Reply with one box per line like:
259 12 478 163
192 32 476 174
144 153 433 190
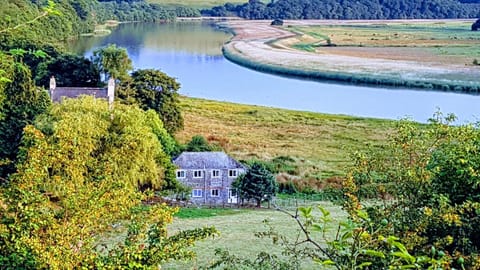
49 76 115 107
173 152 247 205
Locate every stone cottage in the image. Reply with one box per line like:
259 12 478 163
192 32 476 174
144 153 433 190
49 76 115 107
173 152 247 205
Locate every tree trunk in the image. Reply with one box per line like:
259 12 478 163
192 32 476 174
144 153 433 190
256 199 261 208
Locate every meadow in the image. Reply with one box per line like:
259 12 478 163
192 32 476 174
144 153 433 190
289 21 480 66
164 202 347 269
177 97 394 182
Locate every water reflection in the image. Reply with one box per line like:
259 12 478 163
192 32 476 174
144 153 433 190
73 22 480 123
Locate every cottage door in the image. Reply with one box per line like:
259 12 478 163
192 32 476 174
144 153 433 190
227 189 238 204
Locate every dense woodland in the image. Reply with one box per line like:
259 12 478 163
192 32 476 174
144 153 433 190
203 0 480 19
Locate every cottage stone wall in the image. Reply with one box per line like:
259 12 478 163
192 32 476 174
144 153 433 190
178 168 246 205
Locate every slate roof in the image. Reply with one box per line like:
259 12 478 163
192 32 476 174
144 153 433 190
173 152 246 170
51 87 108 103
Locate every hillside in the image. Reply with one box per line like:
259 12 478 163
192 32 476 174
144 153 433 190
176 97 395 181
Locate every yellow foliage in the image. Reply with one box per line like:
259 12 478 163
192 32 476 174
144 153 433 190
0 97 183 268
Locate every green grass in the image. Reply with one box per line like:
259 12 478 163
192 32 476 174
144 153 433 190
164 203 347 269
174 207 246 219
177 97 395 181
290 21 480 58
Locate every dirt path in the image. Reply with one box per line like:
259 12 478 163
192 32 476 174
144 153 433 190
221 20 479 91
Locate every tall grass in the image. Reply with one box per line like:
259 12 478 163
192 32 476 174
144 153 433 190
177 97 394 179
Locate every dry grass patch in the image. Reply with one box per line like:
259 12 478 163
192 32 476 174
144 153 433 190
177 97 394 179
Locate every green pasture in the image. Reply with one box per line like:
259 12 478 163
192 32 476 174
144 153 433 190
164 203 347 269
289 21 479 58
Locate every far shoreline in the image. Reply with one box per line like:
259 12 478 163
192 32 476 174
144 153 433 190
220 19 480 94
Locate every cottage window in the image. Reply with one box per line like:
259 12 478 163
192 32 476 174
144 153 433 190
176 170 186 179
228 169 238 178
193 170 203 178
211 170 220 178
211 189 219 197
192 189 203 197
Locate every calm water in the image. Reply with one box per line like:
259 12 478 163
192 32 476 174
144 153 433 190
74 22 480 123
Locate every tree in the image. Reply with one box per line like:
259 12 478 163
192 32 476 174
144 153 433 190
121 68 183 134
0 97 216 268
185 135 216 152
35 53 100 87
92 44 132 81
0 61 50 179
233 161 277 207
472 18 480 31
344 112 480 268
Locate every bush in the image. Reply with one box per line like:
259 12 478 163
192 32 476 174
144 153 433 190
271 19 283 26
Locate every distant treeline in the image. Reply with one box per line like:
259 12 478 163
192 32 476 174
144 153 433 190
0 0 201 49
202 0 480 19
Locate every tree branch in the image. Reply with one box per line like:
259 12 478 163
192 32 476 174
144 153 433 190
273 204 342 270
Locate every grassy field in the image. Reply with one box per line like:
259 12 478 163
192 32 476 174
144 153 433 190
289 21 480 66
177 97 394 182
164 203 347 269
146 0 250 9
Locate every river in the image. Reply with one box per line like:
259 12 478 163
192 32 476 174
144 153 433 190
73 22 480 124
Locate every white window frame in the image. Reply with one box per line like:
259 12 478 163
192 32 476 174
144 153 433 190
211 169 221 178
176 170 186 179
193 170 203 178
192 189 203 197
211 189 219 197
228 169 238 178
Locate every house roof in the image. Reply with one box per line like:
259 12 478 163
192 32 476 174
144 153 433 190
51 87 108 103
173 152 246 170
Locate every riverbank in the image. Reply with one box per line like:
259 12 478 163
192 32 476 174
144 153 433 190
221 20 480 93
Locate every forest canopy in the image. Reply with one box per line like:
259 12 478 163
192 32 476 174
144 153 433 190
203 0 480 19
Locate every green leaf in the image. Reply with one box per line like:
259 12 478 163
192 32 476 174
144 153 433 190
312 224 323 231
299 206 312 217
318 205 330 217
391 252 415 264
321 259 335 265
9 48 27 57
356 210 370 221
32 50 48 59
364 249 386 258
358 262 373 268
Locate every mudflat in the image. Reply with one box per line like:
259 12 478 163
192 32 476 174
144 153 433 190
222 19 479 91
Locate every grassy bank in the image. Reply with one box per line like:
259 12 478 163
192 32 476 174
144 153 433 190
222 20 480 94
177 97 394 180
223 43 480 94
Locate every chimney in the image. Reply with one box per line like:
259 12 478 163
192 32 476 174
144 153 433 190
107 78 115 110
49 76 56 102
